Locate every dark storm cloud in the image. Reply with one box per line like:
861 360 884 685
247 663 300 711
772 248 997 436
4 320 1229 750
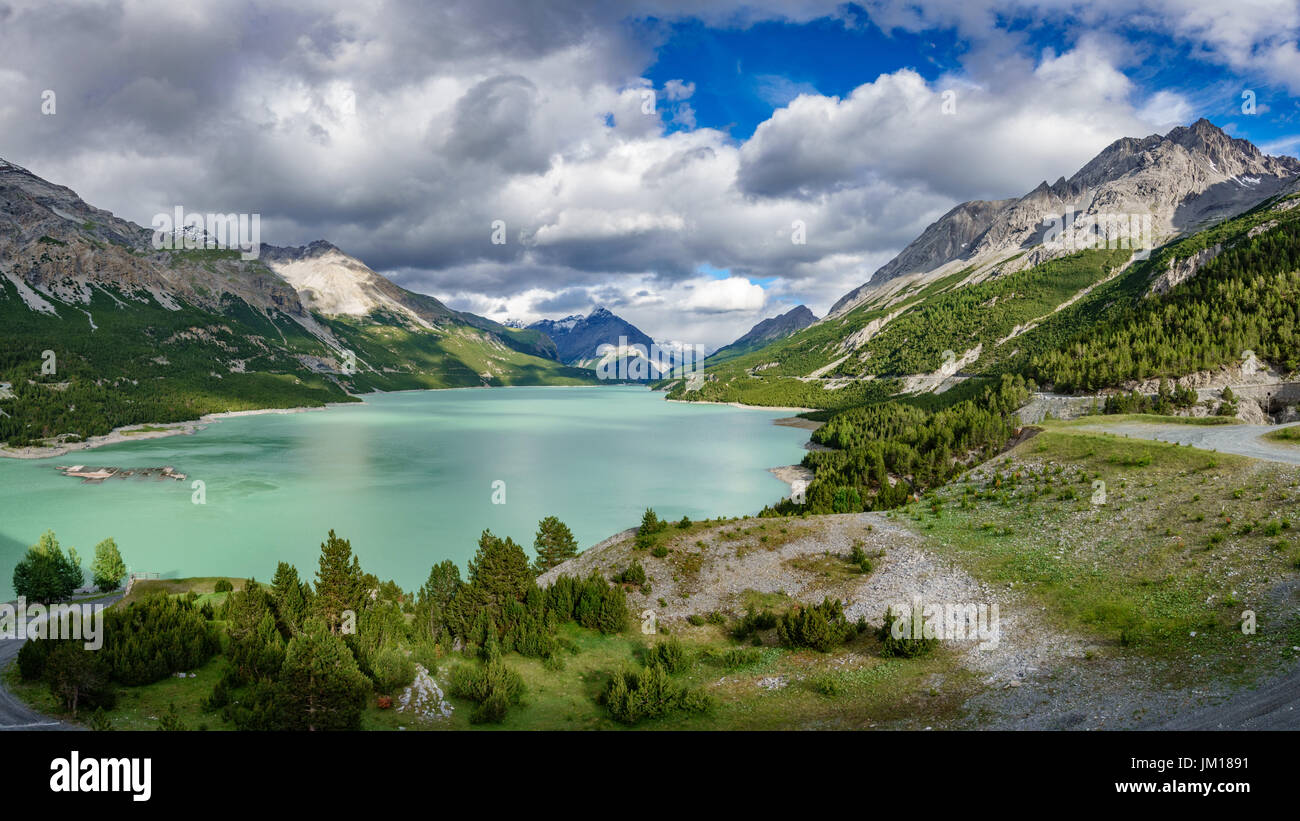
444 75 551 174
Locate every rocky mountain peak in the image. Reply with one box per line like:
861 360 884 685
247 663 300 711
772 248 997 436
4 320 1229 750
828 119 1300 317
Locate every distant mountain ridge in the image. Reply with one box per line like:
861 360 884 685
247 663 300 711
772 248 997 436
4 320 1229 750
708 305 816 364
528 307 655 366
666 119 1300 411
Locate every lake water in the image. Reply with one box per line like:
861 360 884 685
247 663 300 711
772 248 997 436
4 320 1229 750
0 386 808 598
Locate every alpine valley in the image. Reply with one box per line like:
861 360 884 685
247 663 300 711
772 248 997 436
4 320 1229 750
5 117 1300 735
0 159 595 447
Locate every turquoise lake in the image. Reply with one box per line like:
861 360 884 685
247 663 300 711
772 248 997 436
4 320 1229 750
0 386 808 598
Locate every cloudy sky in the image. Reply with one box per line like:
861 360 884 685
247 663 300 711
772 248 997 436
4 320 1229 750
2 0 1299 348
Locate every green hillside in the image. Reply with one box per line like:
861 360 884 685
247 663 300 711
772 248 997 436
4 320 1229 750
668 191 1300 413
0 278 594 447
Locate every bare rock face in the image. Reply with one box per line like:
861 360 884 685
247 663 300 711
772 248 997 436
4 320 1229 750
1148 244 1223 296
0 158 308 318
829 199 1013 315
828 119 1300 318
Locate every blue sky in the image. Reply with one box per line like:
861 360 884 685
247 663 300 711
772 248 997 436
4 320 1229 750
644 13 964 138
641 6 1300 155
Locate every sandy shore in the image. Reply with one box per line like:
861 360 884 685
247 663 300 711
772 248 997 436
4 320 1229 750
0 403 352 460
768 463 814 489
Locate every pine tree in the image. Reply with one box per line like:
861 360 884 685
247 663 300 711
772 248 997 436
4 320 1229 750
597 583 630 634
227 585 287 682
270 561 308 630
465 529 532 621
532 516 578 575
275 627 372 731
12 531 82 603
43 642 114 717
416 560 462 640
313 530 364 635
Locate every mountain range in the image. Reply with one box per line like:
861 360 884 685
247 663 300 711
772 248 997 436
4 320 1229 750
0 159 592 446
829 118 1300 317
666 119 1300 410
707 305 817 365
528 307 655 367
5 118 1299 446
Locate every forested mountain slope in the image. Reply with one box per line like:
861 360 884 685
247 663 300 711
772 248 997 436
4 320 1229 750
666 121 1300 411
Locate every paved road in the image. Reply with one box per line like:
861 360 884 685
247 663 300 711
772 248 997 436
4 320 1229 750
1070 419 1300 466
0 593 122 731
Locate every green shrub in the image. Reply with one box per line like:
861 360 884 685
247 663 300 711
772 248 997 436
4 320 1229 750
603 663 712 725
732 606 778 640
102 593 220 685
16 638 51 680
645 636 690 674
43 641 116 716
776 598 859 652
369 647 417 694
849 543 874 574
701 646 764 669
635 508 669 550
157 702 188 731
810 672 842 696
213 579 234 593
614 561 647 587
448 659 525 724
878 606 939 658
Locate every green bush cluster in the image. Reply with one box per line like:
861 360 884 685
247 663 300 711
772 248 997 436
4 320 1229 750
603 663 712 725
448 652 526 725
878 606 939 658
644 636 690 674
775 598 864 652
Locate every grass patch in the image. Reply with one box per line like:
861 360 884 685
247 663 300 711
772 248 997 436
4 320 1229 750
1263 426 1300 446
910 427 1300 684
1050 413 1237 427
